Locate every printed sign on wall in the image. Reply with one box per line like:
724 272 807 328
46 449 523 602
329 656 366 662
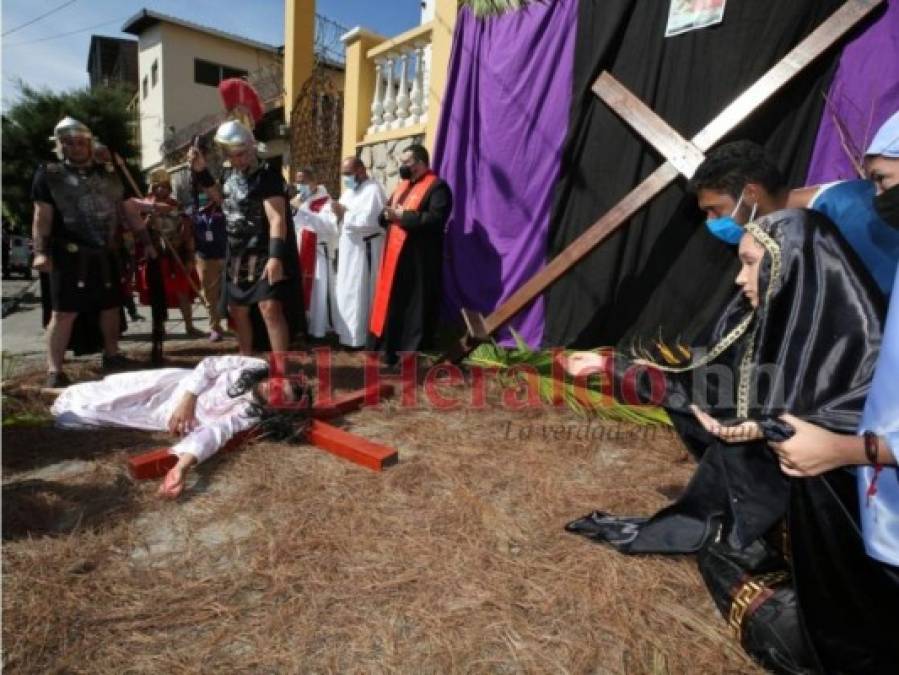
666 0 726 38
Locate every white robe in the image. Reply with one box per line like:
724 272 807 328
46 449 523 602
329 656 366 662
51 355 268 464
293 185 338 338
321 178 386 347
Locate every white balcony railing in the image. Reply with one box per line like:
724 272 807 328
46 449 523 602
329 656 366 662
366 23 432 136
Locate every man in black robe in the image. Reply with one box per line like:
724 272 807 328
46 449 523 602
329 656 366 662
370 144 452 366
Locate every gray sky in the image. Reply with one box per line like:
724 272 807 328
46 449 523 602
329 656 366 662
1 0 421 110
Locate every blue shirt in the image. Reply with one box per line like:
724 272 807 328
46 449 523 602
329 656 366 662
192 207 226 260
811 180 899 296
858 263 899 567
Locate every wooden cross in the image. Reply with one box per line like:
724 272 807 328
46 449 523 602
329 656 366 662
127 382 399 481
451 0 883 356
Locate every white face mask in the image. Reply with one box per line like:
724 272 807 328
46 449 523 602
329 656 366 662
733 190 759 225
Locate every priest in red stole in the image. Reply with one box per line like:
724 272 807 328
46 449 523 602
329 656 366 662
369 144 452 365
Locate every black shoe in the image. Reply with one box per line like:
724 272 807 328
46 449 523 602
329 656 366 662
129 312 146 322
102 353 137 371
45 371 70 388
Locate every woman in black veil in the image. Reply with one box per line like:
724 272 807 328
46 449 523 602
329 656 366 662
564 209 894 672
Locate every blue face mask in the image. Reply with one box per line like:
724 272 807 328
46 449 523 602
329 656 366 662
705 191 755 245
342 174 357 191
296 184 311 201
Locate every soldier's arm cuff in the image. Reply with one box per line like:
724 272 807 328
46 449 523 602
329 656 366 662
268 237 287 259
193 168 215 188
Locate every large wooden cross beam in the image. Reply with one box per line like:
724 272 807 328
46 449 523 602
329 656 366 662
448 0 882 359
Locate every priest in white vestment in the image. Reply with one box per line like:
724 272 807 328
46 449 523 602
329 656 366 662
320 157 386 348
51 355 307 498
292 169 338 338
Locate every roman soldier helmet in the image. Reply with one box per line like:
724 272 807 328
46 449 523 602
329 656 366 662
50 116 93 158
53 116 92 140
214 119 255 153
148 167 171 189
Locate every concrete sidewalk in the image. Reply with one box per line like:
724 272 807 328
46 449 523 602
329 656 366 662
1 283 226 373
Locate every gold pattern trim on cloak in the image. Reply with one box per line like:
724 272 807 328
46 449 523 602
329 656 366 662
632 217 783 403
736 220 782 416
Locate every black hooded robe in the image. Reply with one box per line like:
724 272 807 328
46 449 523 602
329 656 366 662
567 209 895 672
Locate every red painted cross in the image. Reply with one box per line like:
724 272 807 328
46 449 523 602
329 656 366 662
127 382 399 481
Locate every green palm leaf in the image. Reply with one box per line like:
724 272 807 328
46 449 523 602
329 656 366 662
460 0 536 18
466 338 672 427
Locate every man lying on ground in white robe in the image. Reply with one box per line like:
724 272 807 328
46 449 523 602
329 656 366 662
291 167 338 339
51 355 310 499
320 156 386 348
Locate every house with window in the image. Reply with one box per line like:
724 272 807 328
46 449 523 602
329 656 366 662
122 9 285 173
87 35 139 93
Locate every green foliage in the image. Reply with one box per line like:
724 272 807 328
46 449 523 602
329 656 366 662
1 351 52 427
466 332 672 426
460 0 535 18
1 409 52 428
1 81 140 230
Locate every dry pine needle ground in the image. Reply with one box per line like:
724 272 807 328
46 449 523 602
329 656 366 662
2 350 761 673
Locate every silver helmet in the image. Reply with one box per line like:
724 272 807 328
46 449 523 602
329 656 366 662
214 120 255 152
50 116 93 159
53 116 93 141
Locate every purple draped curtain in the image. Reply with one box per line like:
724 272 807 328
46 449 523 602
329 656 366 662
433 0 577 347
806 0 899 183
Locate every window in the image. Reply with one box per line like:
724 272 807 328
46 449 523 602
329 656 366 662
222 66 246 80
151 59 158 87
194 58 247 87
194 59 219 86
142 76 148 99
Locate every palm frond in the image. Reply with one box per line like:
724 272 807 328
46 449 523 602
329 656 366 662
460 0 536 19
466 340 672 427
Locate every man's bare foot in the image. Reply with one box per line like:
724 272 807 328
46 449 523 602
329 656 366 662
558 351 608 378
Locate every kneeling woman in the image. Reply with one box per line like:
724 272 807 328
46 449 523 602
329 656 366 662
564 211 895 672
52 355 309 499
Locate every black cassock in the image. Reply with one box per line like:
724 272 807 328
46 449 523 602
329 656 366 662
373 178 452 359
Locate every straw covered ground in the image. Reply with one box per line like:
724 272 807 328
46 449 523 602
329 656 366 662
2 347 761 673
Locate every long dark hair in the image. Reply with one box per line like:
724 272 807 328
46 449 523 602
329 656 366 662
228 366 313 443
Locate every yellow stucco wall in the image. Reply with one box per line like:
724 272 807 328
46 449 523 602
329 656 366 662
284 0 315 128
341 28 385 159
425 0 458 150
339 0 457 160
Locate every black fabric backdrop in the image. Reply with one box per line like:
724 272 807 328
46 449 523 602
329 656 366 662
542 0 849 348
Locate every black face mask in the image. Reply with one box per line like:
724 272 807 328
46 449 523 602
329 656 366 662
398 165 412 180
873 183 899 229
